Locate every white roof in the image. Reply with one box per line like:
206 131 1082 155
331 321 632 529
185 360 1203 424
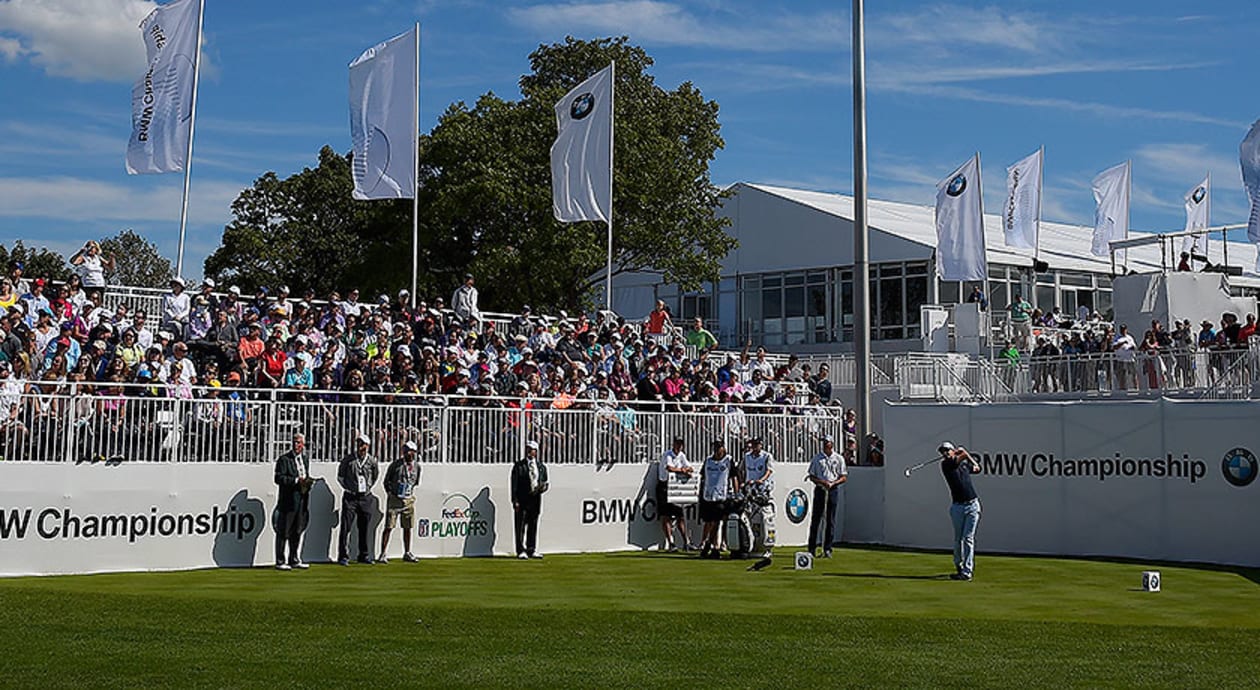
743 183 1260 285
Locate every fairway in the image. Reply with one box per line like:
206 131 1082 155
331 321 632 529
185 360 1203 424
2 547 1257 688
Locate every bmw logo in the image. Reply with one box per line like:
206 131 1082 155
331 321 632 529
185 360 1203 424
570 93 595 121
1192 186 1207 204
946 174 967 197
785 488 809 524
1222 448 1257 487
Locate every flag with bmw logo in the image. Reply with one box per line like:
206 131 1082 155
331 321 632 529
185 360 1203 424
1180 175 1210 255
1091 161 1130 259
551 63 613 223
934 153 987 281
1239 120 1260 244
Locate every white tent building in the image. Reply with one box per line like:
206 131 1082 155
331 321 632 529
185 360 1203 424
611 183 1260 353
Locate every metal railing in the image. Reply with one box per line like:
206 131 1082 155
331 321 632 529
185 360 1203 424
0 384 843 465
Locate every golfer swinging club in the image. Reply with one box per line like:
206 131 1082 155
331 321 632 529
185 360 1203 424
938 442 981 581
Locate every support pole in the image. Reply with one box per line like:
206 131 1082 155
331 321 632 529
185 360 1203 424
605 61 616 311
411 22 421 308
175 0 206 278
852 0 871 465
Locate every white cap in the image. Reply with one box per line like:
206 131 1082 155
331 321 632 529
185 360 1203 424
822 434 834 444
403 440 418 452
939 441 956 452
526 440 539 450
357 433 370 445
228 285 241 295
203 278 216 288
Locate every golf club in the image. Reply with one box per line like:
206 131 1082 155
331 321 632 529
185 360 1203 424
903 455 946 477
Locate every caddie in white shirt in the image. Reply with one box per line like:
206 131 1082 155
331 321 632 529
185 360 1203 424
743 438 776 558
656 437 694 552
698 439 736 559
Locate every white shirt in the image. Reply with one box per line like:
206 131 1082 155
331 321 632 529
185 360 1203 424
162 291 191 324
77 254 106 288
744 450 774 490
808 450 847 484
1113 333 1137 362
161 356 197 385
659 448 690 483
701 454 732 502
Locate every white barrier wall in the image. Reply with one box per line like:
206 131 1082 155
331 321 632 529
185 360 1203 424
884 399 1260 567
0 461 880 576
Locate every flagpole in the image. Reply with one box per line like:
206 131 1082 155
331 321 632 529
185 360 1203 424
175 0 206 279
605 60 616 311
852 0 871 466
1124 160 1132 271
977 152 994 359
411 22 421 309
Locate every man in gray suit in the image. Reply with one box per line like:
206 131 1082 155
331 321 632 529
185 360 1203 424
337 433 380 566
273 432 312 570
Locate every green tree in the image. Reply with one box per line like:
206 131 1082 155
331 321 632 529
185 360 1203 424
203 146 411 296
0 241 71 283
419 36 733 311
204 36 734 313
98 229 173 288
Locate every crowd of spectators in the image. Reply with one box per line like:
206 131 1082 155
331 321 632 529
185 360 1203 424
0 255 847 428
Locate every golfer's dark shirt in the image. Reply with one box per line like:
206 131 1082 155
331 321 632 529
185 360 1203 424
941 457 978 504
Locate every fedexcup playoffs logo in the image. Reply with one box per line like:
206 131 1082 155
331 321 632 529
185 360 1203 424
946 174 968 197
570 93 595 120
1221 447 1257 487
785 488 809 524
1192 186 1207 205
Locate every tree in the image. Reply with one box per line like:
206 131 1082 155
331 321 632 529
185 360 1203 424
99 229 173 288
0 241 71 283
204 37 734 312
203 146 411 296
418 36 734 311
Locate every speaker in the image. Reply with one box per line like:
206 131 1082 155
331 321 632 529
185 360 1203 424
1031 259 1050 274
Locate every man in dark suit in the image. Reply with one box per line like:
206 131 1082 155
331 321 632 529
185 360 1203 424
337 434 380 565
273 432 312 570
510 440 548 559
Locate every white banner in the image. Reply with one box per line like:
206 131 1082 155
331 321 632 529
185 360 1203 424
1180 175 1211 254
934 154 987 281
1003 148 1041 251
551 64 613 223
1240 120 1260 243
349 27 418 200
0 461 891 576
884 400 1260 568
1091 161 1130 258
125 0 201 175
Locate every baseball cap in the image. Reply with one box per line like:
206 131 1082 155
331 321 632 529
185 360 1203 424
203 278 216 289
171 276 186 287
526 440 539 450
822 434 835 444
938 441 956 453
228 285 241 295
356 433 370 445
403 440 418 452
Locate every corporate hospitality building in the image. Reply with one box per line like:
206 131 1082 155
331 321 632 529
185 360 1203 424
611 183 1260 353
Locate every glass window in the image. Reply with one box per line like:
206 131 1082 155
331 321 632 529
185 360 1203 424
880 278 903 331
939 280 960 305
763 275 782 288
880 264 903 278
785 273 805 287
906 262 928 276
762 289 782 319
785 286 805 318
906 275 928 319
1037 271 1056 285
807 271 828 284
1036 285 1055 311
1061 273 1092 287
841 279 853 326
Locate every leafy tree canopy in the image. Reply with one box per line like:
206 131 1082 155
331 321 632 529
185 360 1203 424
204 36 734 312
0 241 71 283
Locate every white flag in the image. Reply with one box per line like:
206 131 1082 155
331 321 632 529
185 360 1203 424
552 64 613 223
1090 162 1130 258
1240 120 1260 243
935 154 987 281
349 27 418 200
125 0 201 175
1179 175 1210 255
1003 148 1042 251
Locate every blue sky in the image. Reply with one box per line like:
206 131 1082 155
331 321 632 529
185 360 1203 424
0 0 1257 280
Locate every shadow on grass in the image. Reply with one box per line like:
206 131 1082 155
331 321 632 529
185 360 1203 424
821 572 954 581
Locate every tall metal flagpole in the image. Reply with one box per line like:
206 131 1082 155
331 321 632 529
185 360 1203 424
1035 145 1044 263
175 0 206 279
605 61 616 311
852 0 871 466
411 22 421 308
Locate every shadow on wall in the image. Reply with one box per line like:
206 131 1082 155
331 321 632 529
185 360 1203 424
212 489 264 567
461 486 497 557
340 494 382 560
301 479 338 564
626 463 662 551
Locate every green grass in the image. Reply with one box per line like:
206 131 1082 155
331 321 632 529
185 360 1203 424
1 547 1257 688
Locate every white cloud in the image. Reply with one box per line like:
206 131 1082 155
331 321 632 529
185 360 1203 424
0 34 25 60
508 1 844 52
874 5 1052 55
0 174 244 225
0 0 155 81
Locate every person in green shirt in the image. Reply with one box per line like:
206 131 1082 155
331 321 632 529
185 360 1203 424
1008 293 1032 350
685 317 717 352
